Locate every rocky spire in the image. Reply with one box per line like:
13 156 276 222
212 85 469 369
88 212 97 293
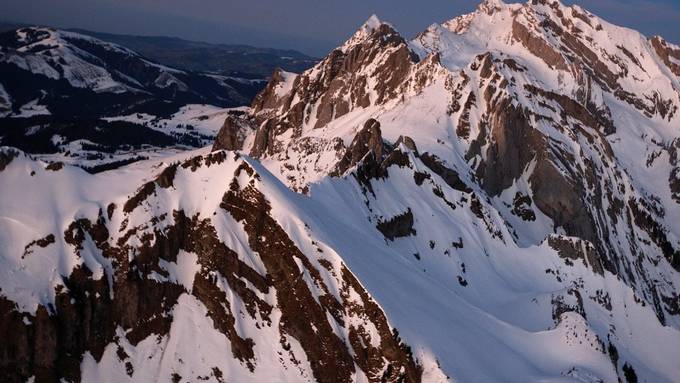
341 14 399 52
477 0 505 14
363 14 383 31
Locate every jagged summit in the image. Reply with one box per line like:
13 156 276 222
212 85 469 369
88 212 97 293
363 14 383 30
341 13 401 52
477 0 506 14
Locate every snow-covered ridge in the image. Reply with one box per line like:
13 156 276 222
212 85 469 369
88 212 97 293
0 26 268 170
0 26 263 117
3 27 166 93
0 147 430 382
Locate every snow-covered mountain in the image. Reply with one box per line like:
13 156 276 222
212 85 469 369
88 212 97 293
2 1 680 382
0 27 272 171
0 27 265 117
66 29 318 78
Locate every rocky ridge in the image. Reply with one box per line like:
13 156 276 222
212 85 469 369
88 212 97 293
213 1 680 380
214 0 680 329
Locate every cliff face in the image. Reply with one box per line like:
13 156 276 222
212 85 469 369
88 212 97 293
3 0 680 382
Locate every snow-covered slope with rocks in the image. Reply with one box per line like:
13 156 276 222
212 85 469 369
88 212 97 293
2 0 680 382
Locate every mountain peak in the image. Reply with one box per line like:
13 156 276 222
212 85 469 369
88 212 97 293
477 0 506 14
342 14 399 52
479 0 505 8
356 13 394 37
363 14 383 31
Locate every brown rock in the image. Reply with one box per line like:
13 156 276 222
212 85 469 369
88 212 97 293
213 116 245 151
246 19 418 161
477 98 545 196
334 119 384 176
221 164 422 382
376 208 416 241
512 18 568 71
394 135 418 154
0 148 19 171
419 153 471 193
530 159 596 243
213 112 256 152
650 36 680 77
548 234 603 274
251 68 295 114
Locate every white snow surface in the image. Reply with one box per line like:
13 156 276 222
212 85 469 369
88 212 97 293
104 104 233 138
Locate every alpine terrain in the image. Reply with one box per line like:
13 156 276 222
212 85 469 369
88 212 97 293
2 0 680 382
0 27 313 171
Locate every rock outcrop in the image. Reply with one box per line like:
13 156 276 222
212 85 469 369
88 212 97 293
212 111 255 152
334 119 384 176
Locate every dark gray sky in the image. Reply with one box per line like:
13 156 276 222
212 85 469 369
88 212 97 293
2 0 679 56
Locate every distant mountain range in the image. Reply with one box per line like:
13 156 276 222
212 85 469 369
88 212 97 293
67 29 317 78
0 21 318 77
0 27 264 116
0 25 316 169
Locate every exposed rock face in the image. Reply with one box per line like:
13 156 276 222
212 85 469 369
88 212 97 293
212 111 256 152
530 159 595 243
416 3 680 333
251 68 295 114
0 210 189 383
334 119 384 176
650 36 680 77
294 21 418 131
476 98 545 196
376 208 416 241
548 234 603 275
221 163 422 383
419 153 470 193
669 139 680 204
511 18 568 71
394 135 419 154
209 15 423 190
510 192 536 221
0 147 19 171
